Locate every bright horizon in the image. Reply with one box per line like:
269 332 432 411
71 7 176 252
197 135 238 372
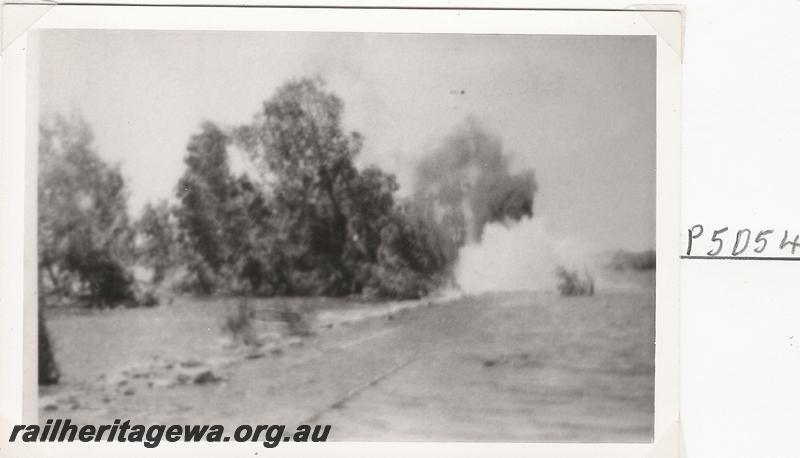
38 30 655 252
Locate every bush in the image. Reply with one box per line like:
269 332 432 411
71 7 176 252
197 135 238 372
68 250 136 307
39 114 138 308
363 264 430 300
134 286 160 307
555 266 594 296
134 200 178 284
222 299 262 347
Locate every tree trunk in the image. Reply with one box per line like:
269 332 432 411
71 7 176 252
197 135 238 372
318 168 352 290
38 304 60 385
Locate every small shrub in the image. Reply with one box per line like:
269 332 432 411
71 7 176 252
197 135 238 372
186 260 222 295
137 289 160 307
363 264 431 300
222 299 261 347
63 249 136 307
555 266 594 296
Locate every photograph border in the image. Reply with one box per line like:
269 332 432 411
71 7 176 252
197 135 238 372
1 5 681 457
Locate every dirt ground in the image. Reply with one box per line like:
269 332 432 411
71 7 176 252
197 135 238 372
40 286 655 442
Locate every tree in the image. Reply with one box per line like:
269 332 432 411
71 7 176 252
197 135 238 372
174 122 286 295
134 200 178 284
38 295 60 385
341 167 398 272
174 122 236 293
363 203 455 299
223 174 281 295
38 113 136 307
235 77 398 295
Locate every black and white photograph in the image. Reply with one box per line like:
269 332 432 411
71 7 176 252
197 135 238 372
33 27 660 443
12 2 800 457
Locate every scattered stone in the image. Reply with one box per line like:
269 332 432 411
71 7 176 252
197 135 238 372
480 353 538 369
192 369 224 385
180 359 203 368
43 403 58 412
207 356 237 367
129 369 152 379
122 387 136 396
148 377 178 389
287 337 304 348
102 372 127 388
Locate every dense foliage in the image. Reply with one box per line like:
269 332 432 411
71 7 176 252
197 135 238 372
134 200 178 284
38 114 137 307
231 78 456 297
39 78 539 305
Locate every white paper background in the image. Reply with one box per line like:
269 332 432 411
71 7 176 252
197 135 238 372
3 9 680 457
677 1 800 458
2 1 799 457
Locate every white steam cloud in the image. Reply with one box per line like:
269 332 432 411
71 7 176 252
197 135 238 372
454 217 598 294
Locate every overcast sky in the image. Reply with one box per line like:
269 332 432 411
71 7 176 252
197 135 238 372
39 30 655 251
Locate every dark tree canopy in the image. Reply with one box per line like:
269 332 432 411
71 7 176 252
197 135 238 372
175 122 234 284
173 122 275 294
235 78 415 296
134 200 177 284
38 113 136 307
40 79 539 305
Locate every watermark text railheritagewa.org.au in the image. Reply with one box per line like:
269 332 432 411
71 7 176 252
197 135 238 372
8 419 331 448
